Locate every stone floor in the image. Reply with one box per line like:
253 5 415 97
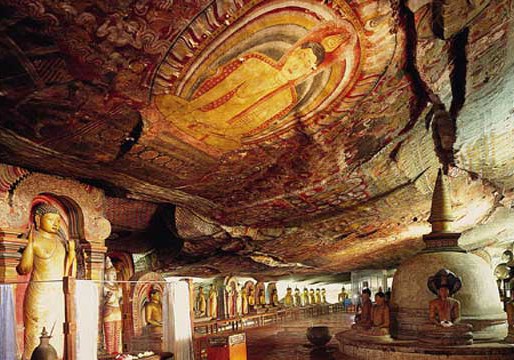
246 312 356 360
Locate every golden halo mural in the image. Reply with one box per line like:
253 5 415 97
148 0 397 158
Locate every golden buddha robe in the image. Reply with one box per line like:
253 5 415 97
208 289 218 319
23 239 66 360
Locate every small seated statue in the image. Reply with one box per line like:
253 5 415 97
351 288 372 331
309 289 316 305
144 289 163 334
315 289 322 305
284 287 294 307
294 288 302 307
420 269 472 346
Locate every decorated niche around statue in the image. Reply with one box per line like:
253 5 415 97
17 201 79 360
103 257 123 354
126 271 165 353
420 269 473 346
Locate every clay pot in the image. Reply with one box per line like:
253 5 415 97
306 326 332 347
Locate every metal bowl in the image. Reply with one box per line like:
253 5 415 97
306 326 332 347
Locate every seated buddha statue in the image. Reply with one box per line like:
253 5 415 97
248 288 256 311
356 292 390 336
321 288 327 304
338 287 348 303
315 289 322 305
294 288 302 307
258 289 266 307
271 289 280 307
284 287 294 307
302 288 310 306
144 289 163 335
352 288 373 331
309 289 316 305
420 269 473 345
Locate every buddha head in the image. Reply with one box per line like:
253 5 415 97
438 286 450 300
149 289 161 303
104 257 117 282
33 203 60 234
281 42 325 81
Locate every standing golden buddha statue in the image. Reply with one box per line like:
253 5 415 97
17 203 76 360
208 284 218 319
103 257 123 354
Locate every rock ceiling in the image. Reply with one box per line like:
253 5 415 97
0 0 513 278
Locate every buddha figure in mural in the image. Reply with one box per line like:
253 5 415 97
103 257 123 354
284 287 294 307
309 289 316 305
302 288 310 306
315 289 322 305
17 203 76 360
321 288 327 304
144 289 163 333
196 286 207 317
208 284 218 319
154 20 358 154
241 288 249 315
352 288 372 331
294 288 302 307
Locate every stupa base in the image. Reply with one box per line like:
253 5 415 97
336 330 514 360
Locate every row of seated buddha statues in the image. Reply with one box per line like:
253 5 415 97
350 269 473 345
193 278 348 322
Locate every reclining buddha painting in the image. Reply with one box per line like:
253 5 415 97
147 0 397 158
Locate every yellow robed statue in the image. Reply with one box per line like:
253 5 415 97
17 203 76 360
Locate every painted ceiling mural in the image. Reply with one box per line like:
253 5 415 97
0 0 513 276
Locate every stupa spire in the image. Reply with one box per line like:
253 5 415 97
422 168 464 253
428 168 455 233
